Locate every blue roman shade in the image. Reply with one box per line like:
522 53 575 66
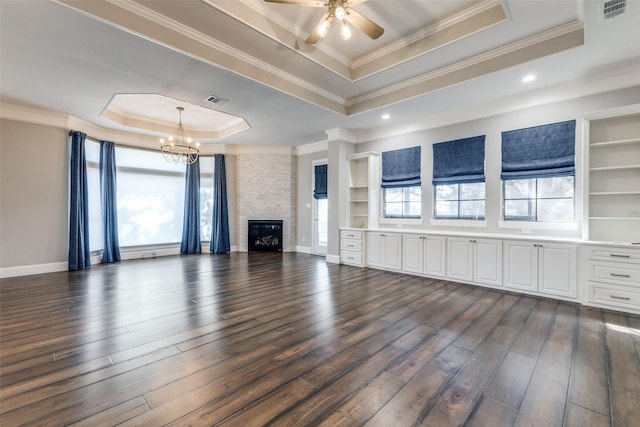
381 146 421 188
501 120 576 180
432 136 485 185
313 164 327 200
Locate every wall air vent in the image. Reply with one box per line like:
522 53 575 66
205 95 229 105
603 0 626 19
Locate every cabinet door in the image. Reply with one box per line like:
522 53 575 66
538 243 577 298
504 241 537 292
447 238 473 282
424 237 446 278
403 235 423 274
383 234 402 270
474 239 502 287
367 232 383 267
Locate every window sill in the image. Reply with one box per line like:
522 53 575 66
429 219 487 228
497 221 579 231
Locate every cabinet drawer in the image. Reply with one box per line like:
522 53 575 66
587 246 640 264
590 283 640 309
341 230 363 240
341 251 362 265
341 239 362 252
588 261 640 285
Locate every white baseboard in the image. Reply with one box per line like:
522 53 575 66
295 245 312 254
0 261 67 278
326 254 341 264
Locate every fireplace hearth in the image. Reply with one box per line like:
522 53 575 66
248 220 283 252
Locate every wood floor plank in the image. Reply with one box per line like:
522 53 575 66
564 402 611 427
514 303 578 427
463 395 519 427
317 371 406 426
610 386 640 426
0 253 633 426
365 345 472 426
603 311 640 394
482 350 537 410
568 307 610 417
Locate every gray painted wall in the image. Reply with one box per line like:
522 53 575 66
1 119 69 268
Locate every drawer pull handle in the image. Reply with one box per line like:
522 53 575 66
610 254 630 258
610 273 631 278
610 295 631 301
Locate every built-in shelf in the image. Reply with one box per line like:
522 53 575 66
586 112 640 243
590 138 640 147
590 164 640 172
589 217 640 221
590 191 640 196
348 152 380 229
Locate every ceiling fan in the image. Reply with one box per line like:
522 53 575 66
264 0 384 44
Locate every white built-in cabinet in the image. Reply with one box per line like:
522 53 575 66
402 234 446 278
367 232 402 271
584 245 640 314
348 152 380 229
447 237 502 288
503 241 577 300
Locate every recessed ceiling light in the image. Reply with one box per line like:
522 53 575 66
382 114 390 120
522 74 536 83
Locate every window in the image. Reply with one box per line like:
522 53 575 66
501 120 575 222
200 156 214 242
504 176 574 221
432 136 485 220
384 186 421 218
116 146 185 246
85 139 103 252
435 183 485 219
381 146 422 219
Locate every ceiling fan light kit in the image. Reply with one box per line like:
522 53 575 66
264 0 383 44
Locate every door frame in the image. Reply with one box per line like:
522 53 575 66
312 158 328 256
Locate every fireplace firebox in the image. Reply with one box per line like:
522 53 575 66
248 220 283 252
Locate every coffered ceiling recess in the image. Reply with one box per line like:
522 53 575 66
102 94 249 141
55 0 585 116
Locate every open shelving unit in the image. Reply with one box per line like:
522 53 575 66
585 112 640 242
347 152 380 229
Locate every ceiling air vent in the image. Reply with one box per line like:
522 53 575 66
603 0 626 19
205 94 229 105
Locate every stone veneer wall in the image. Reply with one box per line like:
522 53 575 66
236 151 296 252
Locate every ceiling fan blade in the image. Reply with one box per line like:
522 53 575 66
344 7 384 39
264 0 326 6
305 11 331 44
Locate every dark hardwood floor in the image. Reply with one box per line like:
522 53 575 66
1 253 639 426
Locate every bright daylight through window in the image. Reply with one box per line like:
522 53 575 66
504 176 574 222
383 186 421 219
435 182 485 219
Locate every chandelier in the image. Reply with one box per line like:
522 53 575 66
160 106 199 164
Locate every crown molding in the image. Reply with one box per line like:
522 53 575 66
54 0 346 115
325 127 356 143
295 140 328 156
352 0 506 71
346 20 584 115
354 63 640 143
